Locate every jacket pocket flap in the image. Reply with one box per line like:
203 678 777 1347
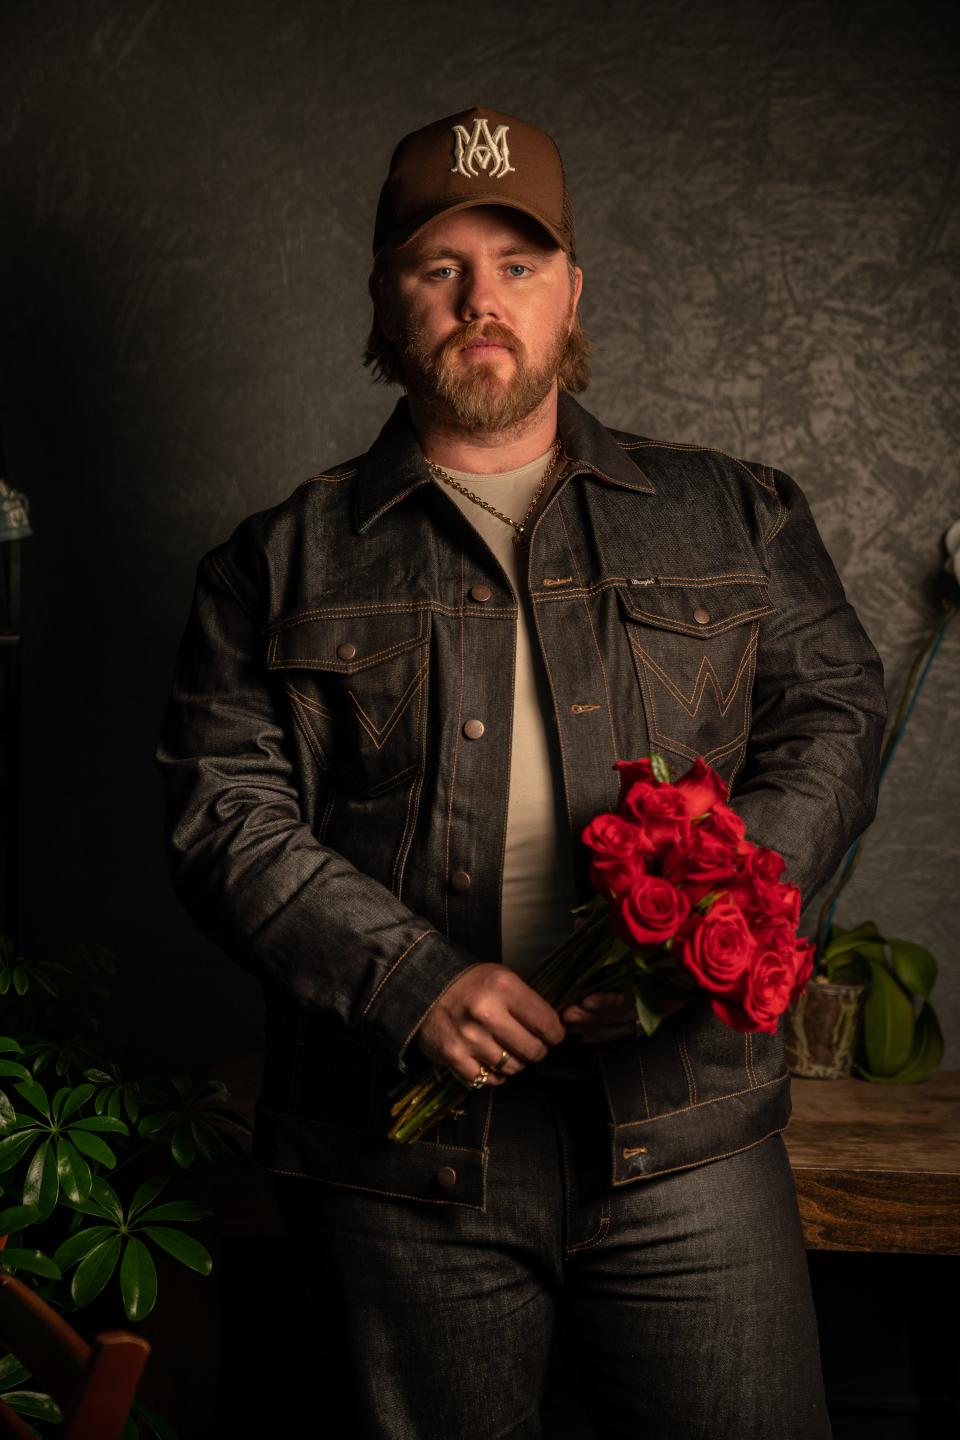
617 578 775 637
266 608 429 673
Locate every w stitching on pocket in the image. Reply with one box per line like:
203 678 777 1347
348 656 429 751
628 623 758 764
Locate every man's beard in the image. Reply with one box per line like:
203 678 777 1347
396 312 572 434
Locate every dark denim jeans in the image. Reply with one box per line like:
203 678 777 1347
273 1055 831 1440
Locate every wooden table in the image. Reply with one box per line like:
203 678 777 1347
212 1055 960 1254
783 1070 960 1254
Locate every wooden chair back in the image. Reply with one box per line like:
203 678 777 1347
0 1272 151 1440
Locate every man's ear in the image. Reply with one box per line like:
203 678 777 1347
568 264 584 331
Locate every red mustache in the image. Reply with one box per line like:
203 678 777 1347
443 321 519 356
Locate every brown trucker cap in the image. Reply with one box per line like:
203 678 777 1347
372 106 576 258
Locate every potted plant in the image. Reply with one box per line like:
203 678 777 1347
784 521 958 1082
0 931 253 1437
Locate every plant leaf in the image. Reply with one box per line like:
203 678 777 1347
60 1084 97 1125
855 1002 944 1084
3 1388 63 1422
120 1236 158 1321
22 1140 59 1222
51 1224 117 1271
170 1124 196 1169
0 1353 30 1386
55 1138 93 1205
71 1233 122 1307
12 1078 48 1117
134 1199 211 1224
0 1129 38 1175
0 1060 32 1081
823 922 883 959
69 1115 129 1135
0 1248 61 1279
127 1177 167 1222
0 1203 42 1233
0 1091 17 1131
87 1175 125 1224
887 939 938 1000
68 1128 118 1169
861 958 915 1077
141 1226 213 1276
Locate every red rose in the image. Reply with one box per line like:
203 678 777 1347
673 756 728 818
612 874 690 947
620 782 691 852
582 812 653 896
661 827 741 906
744 846 787 885
699 803 751 853
680 902 754 995
613 758 658 811
742 925 805 1033
790 938 815 1004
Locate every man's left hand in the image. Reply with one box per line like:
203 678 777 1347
560 991 637 1043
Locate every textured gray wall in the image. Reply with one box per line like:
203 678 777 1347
2 0 958 1071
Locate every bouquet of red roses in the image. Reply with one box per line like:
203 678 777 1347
573 753 814 1033
387 754 813 1144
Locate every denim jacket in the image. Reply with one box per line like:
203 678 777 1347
154 391 886 1209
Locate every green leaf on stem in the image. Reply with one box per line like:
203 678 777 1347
68 1129 118 1169
3 1389 63 1422
55 1138 93 1205
861 958 915 1076
23 1140 59 1222
12 1079 48 1118
887 939 937 999
141 1225 213 1276
133 1199 211 1224
650 753 672 783
120 1236 158 1321
0 1130 37 1174
855 1002 944 1084
71 1233 122 1307
0 1202 41 1233
0 1248 61 1279
51 1224 117 1271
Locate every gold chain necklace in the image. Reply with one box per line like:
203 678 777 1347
425 439 564 547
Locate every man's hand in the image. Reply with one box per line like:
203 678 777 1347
414 964 566 1086
560 991 638 1043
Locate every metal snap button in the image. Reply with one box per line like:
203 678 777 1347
450 871 472 893
692 607 710 626
436 1166 458 1188
462 719 485 740
469 584 492 603
336 642 357 660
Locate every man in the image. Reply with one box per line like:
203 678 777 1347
155 107 885 1438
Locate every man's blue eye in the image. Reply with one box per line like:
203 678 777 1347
507 264 530 277
431 266 455 279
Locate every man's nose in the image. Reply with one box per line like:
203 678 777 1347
458 269 501 322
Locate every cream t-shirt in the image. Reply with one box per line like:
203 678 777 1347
431 448 580 978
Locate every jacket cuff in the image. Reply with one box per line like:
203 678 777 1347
359 929 486 1078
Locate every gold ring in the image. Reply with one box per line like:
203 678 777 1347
492 1050 511 1073
470 1065 490 1089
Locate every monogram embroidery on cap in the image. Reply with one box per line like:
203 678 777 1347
451 118 516 179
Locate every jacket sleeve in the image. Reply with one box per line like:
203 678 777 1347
728 467 887 904
154 541 483 1077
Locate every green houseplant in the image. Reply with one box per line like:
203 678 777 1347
784 522 957 1083
0 932 253 1438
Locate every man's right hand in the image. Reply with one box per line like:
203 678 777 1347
414 964 566 1087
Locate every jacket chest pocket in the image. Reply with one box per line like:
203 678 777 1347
265 607 430 794
617 578 775 783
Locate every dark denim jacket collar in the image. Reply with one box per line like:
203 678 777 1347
353 391 655 534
